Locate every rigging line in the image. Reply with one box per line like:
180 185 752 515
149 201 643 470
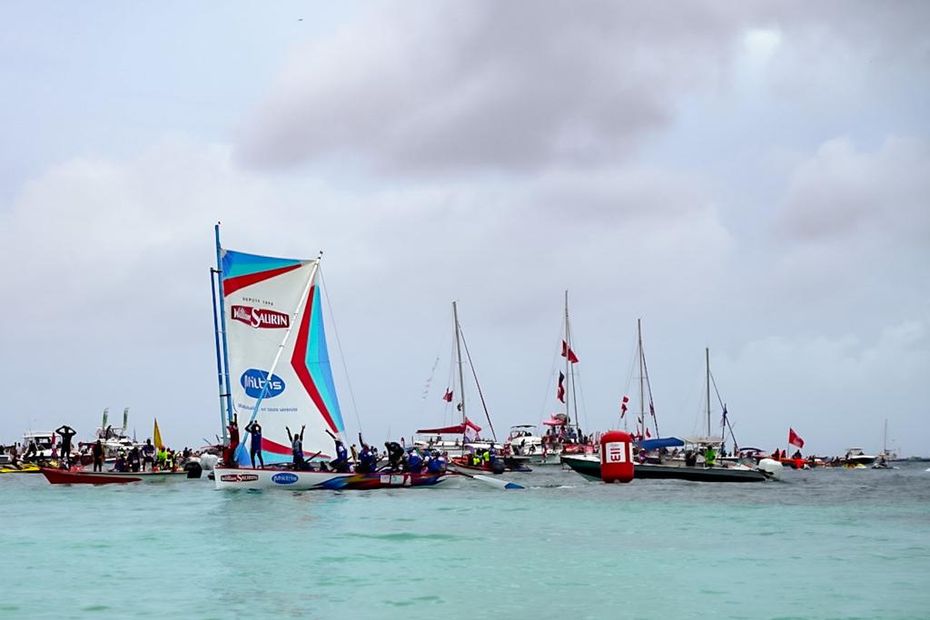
536 313 565 423
458 324 497 443
640 338 660 438
319 266 363 437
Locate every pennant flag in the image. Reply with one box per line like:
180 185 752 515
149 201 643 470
442 388 453 402
557 372 566 403
561 340 579 364
153 418 164 450
649 402 656 417
788 427 805 449
722 404 728 419
645 428 652 438
620 395 629 418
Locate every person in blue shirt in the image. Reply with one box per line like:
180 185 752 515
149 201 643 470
325 429 350 473
405 448 423 473
356 433 377 473
286 425 306 470
245 421 264 469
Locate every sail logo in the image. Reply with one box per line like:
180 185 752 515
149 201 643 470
231 305 290 329
240 369 286 399
220 473 259 483
271 472 299 485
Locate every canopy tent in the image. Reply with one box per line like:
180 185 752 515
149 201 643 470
636 437 685 451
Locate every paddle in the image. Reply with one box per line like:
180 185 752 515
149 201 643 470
449 466 524 490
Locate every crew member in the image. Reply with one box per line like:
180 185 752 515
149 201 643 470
91 439 105 472
55 425 77 467
326 429 350 472
245 421 265 469
141 439 156 472
356 433 377 474
286 425 306 470
385 441 405 471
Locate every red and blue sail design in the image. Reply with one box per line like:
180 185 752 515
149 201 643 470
221 248 345 466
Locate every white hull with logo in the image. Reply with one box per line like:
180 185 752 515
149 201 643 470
213 467 450 491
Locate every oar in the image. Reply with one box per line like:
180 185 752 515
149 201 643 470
450 466 524 490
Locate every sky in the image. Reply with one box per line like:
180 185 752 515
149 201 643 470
1 1 928 457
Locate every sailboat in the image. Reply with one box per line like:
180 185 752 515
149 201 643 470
210 225 448 490
414 301 528 473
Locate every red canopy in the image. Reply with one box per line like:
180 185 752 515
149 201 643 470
416 418 482 435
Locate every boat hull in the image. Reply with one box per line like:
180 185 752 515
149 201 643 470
213 467 450 490
561 455 769 483
40 468 188 484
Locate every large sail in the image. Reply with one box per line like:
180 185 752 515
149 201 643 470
221 248 345 465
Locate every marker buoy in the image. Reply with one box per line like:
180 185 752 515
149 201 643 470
600 430 634 483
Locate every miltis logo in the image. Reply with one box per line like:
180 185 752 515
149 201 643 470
240 369 286 399
271 472 299 485
230 305 290 329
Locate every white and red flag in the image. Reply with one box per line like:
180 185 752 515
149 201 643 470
788 428 805 448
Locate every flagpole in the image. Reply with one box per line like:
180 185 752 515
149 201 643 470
706 347 712 439
214 223 235 429
637 318 645 438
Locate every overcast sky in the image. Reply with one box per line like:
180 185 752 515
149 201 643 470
1 1 928 457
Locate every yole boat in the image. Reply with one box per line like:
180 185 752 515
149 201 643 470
209 225 449 491
40 468 190 484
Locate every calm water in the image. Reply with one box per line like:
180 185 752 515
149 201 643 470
4 465 930 619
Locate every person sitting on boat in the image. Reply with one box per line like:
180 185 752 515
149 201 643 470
156 446 169 471
427 450 446 474
356 433 377 474
127 445 141 472
405 448 423 473
286 425 306 470
326 429 350 473
791 449 802 460
141 439 156 471
385 440 405 471
91 440 105 473
244 421 265 469
114 451 128 472
703 445 717 467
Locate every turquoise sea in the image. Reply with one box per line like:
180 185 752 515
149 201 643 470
4 465 930 619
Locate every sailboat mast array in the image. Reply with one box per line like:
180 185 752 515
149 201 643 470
452 301 467 442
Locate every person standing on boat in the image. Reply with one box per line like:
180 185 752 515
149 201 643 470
244 421 265 469
385 441 404 471
91 440 105 472
224 416 240 468
141 439 156 471
55 425 77 467
703 445 717 467
286 425 306 470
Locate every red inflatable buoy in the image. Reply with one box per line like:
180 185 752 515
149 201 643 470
600 430 634 483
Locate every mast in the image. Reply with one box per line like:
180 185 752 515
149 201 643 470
210 266 228 446
214 223 234 431
706 347 711 438
637 318 645 438
453 301 466 428
564 291 573 428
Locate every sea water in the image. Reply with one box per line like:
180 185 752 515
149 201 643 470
3 465 929 619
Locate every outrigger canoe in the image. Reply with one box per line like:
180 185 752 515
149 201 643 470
40 468 190 485
213 467 449 490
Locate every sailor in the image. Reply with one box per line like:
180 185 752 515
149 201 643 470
385 441 405 471
406 448 423 473
91 439 105 472
427 450 445 474
114 451 128 472
286 425 306 470
244 421 265 469
703 445 717 467
326 429 350 472
141 439 156 472
356 433 377 474
224 416 240 468
55 425 77 467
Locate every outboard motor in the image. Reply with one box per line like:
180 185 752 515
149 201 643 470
184 460 203 479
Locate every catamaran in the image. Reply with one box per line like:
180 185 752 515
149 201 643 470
209 225 448 490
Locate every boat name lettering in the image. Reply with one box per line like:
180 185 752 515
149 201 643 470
231 305 290 329
240 369 286 399
271 472 299 485
220 473 259 482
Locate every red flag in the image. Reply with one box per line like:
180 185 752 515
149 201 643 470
556 372 565 403
561 340 579 363
442 388 453 402
620 395 629 418
788 428 805 448
645 428 652 438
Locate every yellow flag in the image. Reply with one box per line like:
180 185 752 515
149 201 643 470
153 418 164 450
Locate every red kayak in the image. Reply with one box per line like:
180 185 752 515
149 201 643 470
40 468 142 485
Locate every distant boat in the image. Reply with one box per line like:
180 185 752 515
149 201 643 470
845 448 877 467
560 454 770 483
40 468 189 484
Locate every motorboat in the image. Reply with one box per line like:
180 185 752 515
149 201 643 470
845 448 877 467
